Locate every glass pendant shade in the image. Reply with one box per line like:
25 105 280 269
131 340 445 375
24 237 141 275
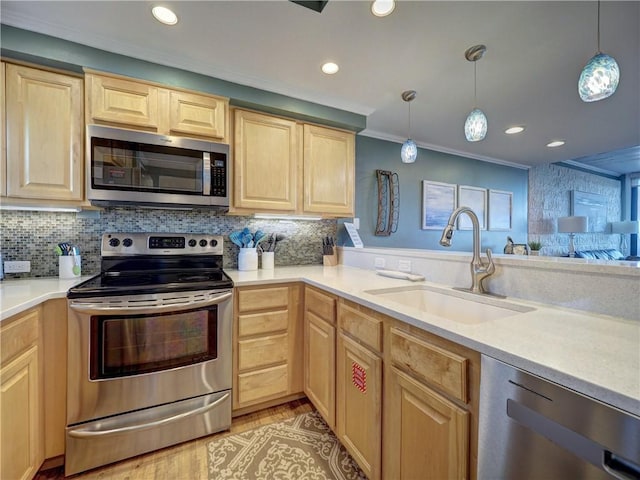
401 139 417 163
464 108 488 142
578 53 620 102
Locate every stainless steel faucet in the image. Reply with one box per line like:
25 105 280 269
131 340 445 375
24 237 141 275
439 206 496 294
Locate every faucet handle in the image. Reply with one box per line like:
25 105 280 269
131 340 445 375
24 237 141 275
485 248 495 273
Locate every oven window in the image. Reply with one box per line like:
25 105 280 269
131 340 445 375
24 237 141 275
90 307 218 379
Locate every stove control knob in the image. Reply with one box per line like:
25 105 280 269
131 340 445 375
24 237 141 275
109 238 120 247
122 238 133 248
188 239 197 247
210 239 218 247
199 239 208 247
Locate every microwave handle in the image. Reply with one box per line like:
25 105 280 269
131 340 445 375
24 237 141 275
69 291 232 316
203 152 211 195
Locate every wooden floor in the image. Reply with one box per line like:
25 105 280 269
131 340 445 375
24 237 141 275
36 399 314 480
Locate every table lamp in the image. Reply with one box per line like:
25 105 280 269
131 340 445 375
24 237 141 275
558 216 588 257
611 221 639 256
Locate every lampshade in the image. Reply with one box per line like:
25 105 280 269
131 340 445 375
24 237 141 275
578 53 620 102
464 108 488 142
611 221 639 234
558 216 588 233
401 139 417 163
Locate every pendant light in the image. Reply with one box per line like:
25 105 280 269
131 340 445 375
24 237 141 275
400 90 417 163
578 0 620 102
464 45 488 142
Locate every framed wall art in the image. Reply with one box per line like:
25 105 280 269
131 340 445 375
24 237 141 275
457 185 487 230
571 190 607 232
422 181 457 230
488 189 513 231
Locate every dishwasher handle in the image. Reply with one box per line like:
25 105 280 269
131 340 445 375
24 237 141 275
603 451 640 480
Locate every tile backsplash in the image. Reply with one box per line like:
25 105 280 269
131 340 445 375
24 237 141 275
0 208 337 278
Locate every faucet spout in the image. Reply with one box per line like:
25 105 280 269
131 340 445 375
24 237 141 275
440 206 496 294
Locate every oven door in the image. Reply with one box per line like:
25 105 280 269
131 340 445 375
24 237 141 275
67 289 232 425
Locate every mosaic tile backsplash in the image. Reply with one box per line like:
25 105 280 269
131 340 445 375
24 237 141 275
0 208 338 279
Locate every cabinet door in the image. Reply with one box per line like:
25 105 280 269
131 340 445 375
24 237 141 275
336 332 382 480
6 64 83 200
233 110 298 211
303 124 354 216
169 91 227 141
87 73 159 129
385 366 469 480
1 61 5 197
0 346 42 480
304 311 336 428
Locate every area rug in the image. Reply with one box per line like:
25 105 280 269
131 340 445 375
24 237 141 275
207 411 368 479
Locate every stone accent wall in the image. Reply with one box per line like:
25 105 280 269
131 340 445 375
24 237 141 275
528 164 621 256
0 208 336 278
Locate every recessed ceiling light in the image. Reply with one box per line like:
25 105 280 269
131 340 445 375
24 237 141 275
152 6 178 25
322 62 339 75
371 0 395 17
546 140 566 148
504 126 525 135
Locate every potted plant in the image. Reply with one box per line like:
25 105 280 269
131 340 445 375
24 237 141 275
528 241 543 256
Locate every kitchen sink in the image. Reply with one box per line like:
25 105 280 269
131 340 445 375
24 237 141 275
364 285 534 324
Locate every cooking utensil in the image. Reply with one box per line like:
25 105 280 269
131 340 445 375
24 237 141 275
229 231 244 248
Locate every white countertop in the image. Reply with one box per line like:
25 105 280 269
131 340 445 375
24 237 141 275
2 267 638 418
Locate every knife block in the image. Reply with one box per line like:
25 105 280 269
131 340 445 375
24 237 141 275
323 251 338 266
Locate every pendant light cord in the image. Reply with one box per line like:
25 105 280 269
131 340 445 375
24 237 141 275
596 0 601 53
408 101 412 138
474 61 478 108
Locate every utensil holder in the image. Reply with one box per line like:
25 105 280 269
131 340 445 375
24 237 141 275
238 248 258 271
261 251 274 270
59 255 81 279
323 251 338 266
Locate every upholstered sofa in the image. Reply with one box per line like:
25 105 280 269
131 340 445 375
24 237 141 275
574 249 638 261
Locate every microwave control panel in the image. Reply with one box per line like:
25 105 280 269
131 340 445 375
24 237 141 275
211 157 227 197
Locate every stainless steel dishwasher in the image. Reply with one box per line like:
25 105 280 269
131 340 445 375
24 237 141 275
478 355 640 479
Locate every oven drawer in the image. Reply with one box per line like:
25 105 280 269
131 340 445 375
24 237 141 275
238 333 288 370
65 390 231 476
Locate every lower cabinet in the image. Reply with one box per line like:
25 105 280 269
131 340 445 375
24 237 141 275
233 283 303 412
303 286 337 429
0 307 44 480
385 366 469 480
336 299 384 480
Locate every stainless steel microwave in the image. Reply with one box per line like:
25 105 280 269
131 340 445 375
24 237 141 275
86 125 229 210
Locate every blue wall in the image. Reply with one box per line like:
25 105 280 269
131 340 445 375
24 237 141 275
351 136 529 253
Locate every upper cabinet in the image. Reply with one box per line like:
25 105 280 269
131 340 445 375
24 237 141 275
4 63 84 201
303 124 354 216
1 62 6 197
85 71 229 143
232 108 355 217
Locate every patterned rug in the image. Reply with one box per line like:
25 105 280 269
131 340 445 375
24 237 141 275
207 411 368 479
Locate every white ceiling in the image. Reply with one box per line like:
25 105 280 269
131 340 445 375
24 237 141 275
2 1 639 175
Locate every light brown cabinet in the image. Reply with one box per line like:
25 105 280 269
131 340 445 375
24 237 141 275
85 71 229 142
1 61 6 197
336 300 383 480
384 324 480 480
303 286 337 429
0 307 44 480
232 108 355 217
233 283 303 413
4 63 84 201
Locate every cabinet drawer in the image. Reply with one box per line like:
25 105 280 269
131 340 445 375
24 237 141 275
238 310 288 337
238 333 288 370
238 286 289 312
338 302 382 353
390 327 468 403
305 287 336 325
237 364 288 405
1 308 40 365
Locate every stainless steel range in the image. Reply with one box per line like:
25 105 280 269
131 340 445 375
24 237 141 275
65 233 234 476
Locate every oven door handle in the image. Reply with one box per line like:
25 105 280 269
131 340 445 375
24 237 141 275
67 391 230 439
69 290 232 315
